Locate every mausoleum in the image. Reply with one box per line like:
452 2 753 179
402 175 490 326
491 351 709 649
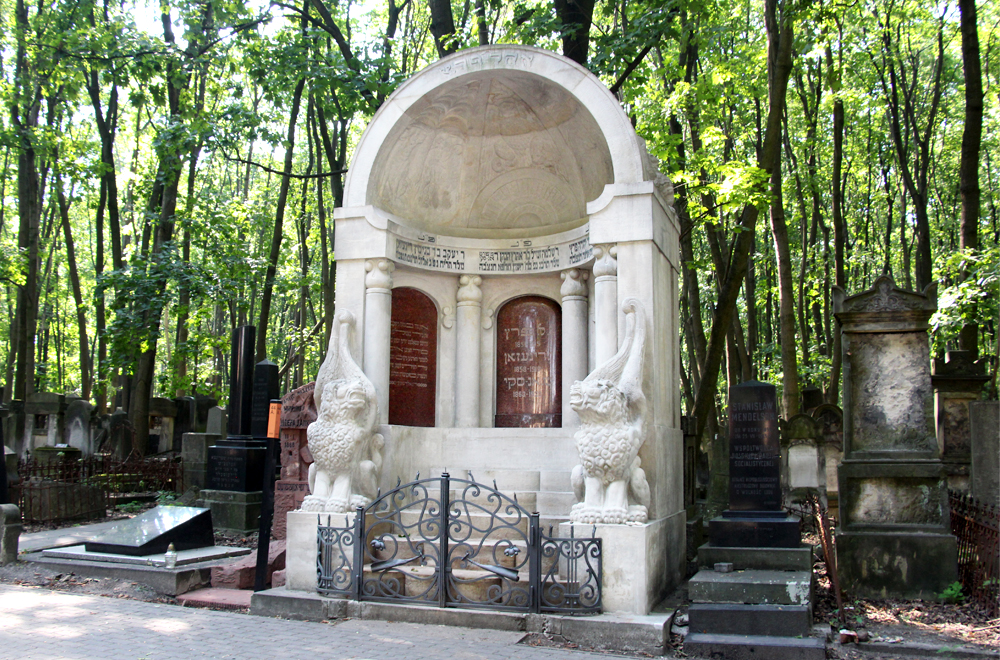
285 45 685 614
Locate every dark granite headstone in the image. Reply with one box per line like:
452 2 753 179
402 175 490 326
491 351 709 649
494 296 562 428
251 361 280 440
709 380 800 548
85 506 213 556
388 288 438 427
228 326 255 438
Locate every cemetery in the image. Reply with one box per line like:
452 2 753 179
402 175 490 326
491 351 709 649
0 43 998 660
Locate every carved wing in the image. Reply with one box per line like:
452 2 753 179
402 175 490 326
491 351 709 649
313 310 379 431
577 297 647 418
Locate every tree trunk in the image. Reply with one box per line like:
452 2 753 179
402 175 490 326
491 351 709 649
55 171 90 399
553 0 596 65
958 0 983 354
770 152 800 417
256 77 307 363
428 0 458 58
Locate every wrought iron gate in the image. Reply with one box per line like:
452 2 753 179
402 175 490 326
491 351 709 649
316 473 602 614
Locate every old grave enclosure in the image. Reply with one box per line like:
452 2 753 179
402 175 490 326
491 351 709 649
282 45 685 615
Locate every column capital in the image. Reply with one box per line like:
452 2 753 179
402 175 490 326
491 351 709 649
457 274 483 304
560 268 589 299
593 244 618 278
364 258 395 290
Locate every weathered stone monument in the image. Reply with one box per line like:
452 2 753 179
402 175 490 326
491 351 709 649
969 401 999 507
931 351 989 491
686 381 824 660
147 397 177 454
64 398 95 456
834 275 957 599
812 404 843 517
780 413 826 508
282 45 684 615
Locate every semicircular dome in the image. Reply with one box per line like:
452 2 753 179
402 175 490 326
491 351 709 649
366 69 614 239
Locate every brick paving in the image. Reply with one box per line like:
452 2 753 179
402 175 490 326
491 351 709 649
0 584 620 660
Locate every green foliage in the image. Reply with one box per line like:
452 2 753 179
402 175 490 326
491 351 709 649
937 581 965 604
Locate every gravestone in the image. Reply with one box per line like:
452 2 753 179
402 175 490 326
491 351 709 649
206 406 227 436
931 351 989 491
193 395 216 433
780 414 825 508
107 408 130 457
64 398 95 456
181 431 221 491
85 506 213 556
708 381 799 547
969 401 999 507
24 393 66 453
203 327 267 533
147 398 177 454
494 296 561 428
388 288 437 427
173 396 196 452
0 503 20 565
272 382 316 540
812 404 843 518
834 276 957 599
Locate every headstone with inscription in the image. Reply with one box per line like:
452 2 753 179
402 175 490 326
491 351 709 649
272 382 316 540
495 296 561 428
931 350 989 491
708 381 800 547
388 288 437 427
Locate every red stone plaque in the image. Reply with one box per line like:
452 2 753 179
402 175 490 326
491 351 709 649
389 288 438 427
495 296 561 428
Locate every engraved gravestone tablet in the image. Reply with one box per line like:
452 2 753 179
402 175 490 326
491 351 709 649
495 296 561 428
388 288 437 427
708 380 800 548
728 380 781 511
85 506 213 556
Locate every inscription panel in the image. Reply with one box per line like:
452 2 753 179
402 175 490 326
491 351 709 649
495 297 561 428
390 233 592 275
389 288 438 427
728 381 781 512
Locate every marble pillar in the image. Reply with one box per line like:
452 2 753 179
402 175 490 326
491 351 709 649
561 268 589 428
593 244 618 365
455 275 483 428
363 258 394 424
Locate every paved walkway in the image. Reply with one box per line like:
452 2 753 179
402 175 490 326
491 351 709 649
0 584 619 660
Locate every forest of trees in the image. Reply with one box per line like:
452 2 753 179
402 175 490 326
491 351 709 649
0 0 997 455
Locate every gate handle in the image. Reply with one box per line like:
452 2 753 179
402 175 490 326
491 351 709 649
461 552 520 582
370 554 422 572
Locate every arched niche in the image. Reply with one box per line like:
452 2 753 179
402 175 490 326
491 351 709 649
389 287 438 427
494 296 561 428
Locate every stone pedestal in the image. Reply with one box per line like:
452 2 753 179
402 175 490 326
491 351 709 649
833 276 957 599
199 489 262 534
559 515 683 615
206 439 266 492
1 503 21 564
931 351 989 491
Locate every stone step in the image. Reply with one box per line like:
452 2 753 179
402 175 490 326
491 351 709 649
688 603 812 637
684 632 826 660
396 509 531 539
176 586 253 611
697 543 814 572
536 491 577 513
688 569 812 606
420 486 538 512
427 468 541 492
211 540 285 590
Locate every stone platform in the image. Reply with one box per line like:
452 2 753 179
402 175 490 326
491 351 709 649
250 586 673 656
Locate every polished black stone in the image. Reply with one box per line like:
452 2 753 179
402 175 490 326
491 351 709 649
250 360 279 440
228 326 255 438
708 515 801 548
728 380 781 512
206 442 266 492
85 506 213 556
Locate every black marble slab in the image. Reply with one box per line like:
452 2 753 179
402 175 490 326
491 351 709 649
206 443 266 492
728 380 781 512
85 506 213 556
708 514 801 548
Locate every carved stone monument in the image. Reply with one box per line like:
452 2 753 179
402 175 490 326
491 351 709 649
931 350 989 491
283 45 684 614
834 276 957 599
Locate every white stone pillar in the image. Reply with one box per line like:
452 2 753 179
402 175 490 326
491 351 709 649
561 268 589 428
593 244 619 365
363 258 394 424
454 275 483 428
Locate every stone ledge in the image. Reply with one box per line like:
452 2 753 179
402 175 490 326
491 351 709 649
689 603 811 637
688 569 812 606
685 632 826 660
697 543 813 571
250 587 673 655
21 552 215 596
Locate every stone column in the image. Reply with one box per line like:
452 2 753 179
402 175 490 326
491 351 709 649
593 244 618 365
560 268 589 428
454 275 482 428
363 258 394 424
930 351 989 491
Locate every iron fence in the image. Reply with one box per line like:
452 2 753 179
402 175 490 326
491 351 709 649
11 454 183 523
317 473 602 615
949 490 999 616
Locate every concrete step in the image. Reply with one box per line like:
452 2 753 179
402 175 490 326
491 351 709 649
536 491 577 513
428 468 541 492
177 586 253 610
684 632 826 660
688 603 812 637
697 543 814 571
688 569 812 606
